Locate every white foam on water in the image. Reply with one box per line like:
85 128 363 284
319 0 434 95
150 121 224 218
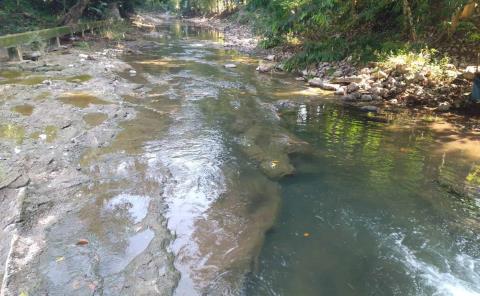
389 233 480 296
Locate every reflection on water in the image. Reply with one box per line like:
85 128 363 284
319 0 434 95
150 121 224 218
246 103 480 296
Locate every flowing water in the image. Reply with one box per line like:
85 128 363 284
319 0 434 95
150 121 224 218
33 21 480 295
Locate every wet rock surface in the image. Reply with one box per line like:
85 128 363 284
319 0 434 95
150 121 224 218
0 37 178 295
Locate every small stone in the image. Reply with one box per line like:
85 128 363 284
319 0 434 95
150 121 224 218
372 70 388 80
266 54 275 61
347 82 360 93
437 101 451 112
129 69 137 75
256 63 274 73
308 78 340 91
332 70 343 77
334 87 346 96
360 68 371 75
414 72 426 82
331 76 363 84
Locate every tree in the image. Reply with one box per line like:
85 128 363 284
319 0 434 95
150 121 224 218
61 0 91 24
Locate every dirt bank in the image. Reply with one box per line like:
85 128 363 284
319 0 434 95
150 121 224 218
0 33 178 295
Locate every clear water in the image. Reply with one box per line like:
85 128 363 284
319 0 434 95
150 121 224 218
246 105 480 296
132 22 480 295
24 20 480 295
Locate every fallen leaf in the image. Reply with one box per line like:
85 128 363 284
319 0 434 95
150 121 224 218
270 160 279 168
303 232 310 237
76 239 89 246
55 256 65 262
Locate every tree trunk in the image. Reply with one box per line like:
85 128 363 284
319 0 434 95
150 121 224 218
61 0 91 25
402 0 416 41
448 0 478 37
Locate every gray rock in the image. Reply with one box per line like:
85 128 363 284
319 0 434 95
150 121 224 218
342 94 356 101
308 78 340 91
347 82 360 93
361 105 379 112
331 76 363 84
361 94 373 101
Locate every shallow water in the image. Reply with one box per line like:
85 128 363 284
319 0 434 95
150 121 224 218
58 92 110 108
11 104 34 116
29 21 480 295
83 112 108 127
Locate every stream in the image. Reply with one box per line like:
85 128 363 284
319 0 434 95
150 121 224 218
12 20 480 295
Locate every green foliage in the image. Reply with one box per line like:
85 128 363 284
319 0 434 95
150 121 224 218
0 0 141 34
377 48 454 82
283 38 348 71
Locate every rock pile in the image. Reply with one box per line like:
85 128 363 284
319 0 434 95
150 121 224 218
257 58 476 112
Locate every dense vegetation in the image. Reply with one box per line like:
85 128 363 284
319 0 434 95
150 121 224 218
173 0 479 68
1 0 478 69
0 0 141 34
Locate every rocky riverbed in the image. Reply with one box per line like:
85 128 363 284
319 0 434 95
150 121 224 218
1 12 479 296
0 33 179 295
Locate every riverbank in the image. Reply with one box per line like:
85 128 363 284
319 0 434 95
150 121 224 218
183 12 480 115
0 26 179 294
